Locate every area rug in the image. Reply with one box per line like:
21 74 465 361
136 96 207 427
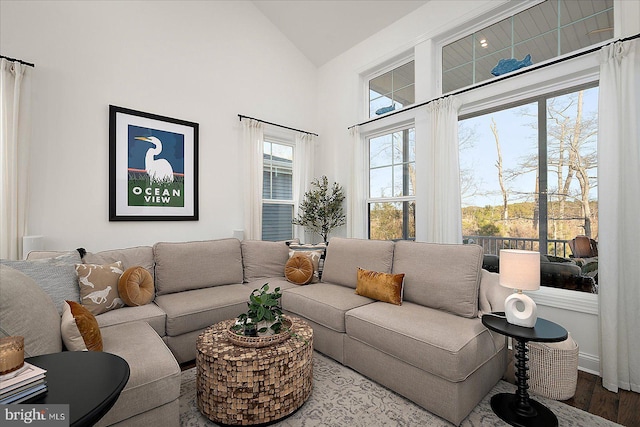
180 352 619 427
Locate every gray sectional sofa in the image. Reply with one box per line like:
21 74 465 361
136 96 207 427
1 237 511 426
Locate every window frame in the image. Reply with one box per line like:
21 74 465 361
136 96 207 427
262 136 295 241
458 77 600 314
459 80 599 254
366 124 416 241
366 56 416 119
436 0 614 96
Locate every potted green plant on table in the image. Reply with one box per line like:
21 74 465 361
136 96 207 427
292 175 346 244
232 284 284 337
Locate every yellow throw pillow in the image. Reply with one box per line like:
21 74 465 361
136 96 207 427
355 268 405 305
118 266 154 306
61 301 103 351
75 261 125 315
285 254 314 285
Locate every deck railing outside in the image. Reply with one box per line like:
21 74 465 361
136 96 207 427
463 235 572 258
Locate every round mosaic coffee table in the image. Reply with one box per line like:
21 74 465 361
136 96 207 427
196 316 313 425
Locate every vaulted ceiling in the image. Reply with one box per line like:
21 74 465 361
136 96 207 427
252 0 429 67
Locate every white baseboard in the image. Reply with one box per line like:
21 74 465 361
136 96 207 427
578 352 600 376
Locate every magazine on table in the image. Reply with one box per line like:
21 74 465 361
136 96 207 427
0 383 47 404
0 362 47 394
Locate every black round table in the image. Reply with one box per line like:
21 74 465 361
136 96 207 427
482 312 568 427
25 352 130 427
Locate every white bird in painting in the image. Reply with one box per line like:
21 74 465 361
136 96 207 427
135 136 174 183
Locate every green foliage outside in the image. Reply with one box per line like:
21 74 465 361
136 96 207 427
462 200 599 255
370 202 415 240
292 176 346 243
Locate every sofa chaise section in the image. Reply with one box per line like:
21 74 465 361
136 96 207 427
96 321 180 426
345 301 506 425
0 264 180 427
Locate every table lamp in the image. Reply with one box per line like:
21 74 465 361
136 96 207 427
499 249 540 328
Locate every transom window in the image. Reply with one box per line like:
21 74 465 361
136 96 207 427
262 139 294 241
442 0 613 93
369 61 415 118
368 127 416 240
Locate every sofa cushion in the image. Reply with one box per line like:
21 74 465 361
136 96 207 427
355 268 404 305
0 265 62 356
285 254 314 285
282 283 374 333
345 301 505 382
154 239 244 295
321 238 395 289
61 301 103 351
96 304 167 337
241 240 289 282
118 266 155 306
98 321 180 426
1 251 82 313
393 241 483 318
155 284 252 336
76 261 125 315
83 246 154 279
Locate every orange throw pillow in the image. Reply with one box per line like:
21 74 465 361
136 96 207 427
285 254 314 285
118 266 154 306
60 301 103 351
355 268 405 305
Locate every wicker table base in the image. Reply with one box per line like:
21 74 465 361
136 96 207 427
196 316 313 426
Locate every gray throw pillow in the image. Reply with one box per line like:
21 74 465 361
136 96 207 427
0 265 62 356
0 251 82 314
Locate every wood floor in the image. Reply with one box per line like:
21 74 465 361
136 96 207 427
560 370 640 427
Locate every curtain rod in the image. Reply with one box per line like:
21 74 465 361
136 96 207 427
0 55 35 68
348 32 640 130
238 114 318 137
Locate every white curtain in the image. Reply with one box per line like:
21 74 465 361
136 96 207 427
0 59 30 260
423 96 462 243
598 39 640 393
348 126 366 238
293 132 315 242
242 119 264 240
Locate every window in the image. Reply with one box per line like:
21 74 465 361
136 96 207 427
368 127 416 240
459 85 599 291
369 61 415 118
442 0 613 93
262 139 294 241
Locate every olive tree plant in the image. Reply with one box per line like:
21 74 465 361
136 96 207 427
292 176 346 244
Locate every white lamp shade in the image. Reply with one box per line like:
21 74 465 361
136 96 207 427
499 249 540 291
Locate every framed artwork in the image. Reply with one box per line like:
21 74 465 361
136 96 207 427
109 105 199 221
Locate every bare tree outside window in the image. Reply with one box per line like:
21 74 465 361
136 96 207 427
459 86 598 258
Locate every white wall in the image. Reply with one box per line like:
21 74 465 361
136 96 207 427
0 0 317 251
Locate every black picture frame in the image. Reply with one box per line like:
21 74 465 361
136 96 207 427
109 105 199 221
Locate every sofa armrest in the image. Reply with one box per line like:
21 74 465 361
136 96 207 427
478 269 512 317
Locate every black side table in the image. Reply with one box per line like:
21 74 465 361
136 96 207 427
482 312 567 427
25 352 130 427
